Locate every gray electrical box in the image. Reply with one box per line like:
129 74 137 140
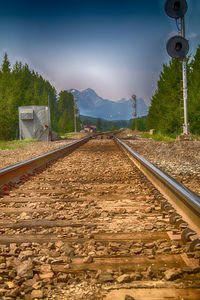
18 106 51 141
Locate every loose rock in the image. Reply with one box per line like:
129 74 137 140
31 289 43 299
117 274 132 283
164 268 182 281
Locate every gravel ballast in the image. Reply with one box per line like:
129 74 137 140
0 139 84 170
126 137 200 195
0 136 200 196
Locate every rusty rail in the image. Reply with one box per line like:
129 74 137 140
0 137 90 190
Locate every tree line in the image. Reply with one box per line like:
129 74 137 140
0 53 79 140
2 44 199 140
80 115 130 131
147 45 200 135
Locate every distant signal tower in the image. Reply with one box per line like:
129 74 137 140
74 98 78 133
132 94 137 130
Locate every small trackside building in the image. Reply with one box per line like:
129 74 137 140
83 125 97 133
18 105 51 141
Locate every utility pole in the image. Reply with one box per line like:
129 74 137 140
74 98 77 133
132 94 137 131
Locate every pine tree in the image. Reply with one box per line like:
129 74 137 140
188 45 200 133
97 118 103 131
148 59 183 134
1 53 11 73
57 91 78 134
0 53 12 139
0 53 58 140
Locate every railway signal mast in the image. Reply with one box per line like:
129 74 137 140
165 0 189 134
132 94 137 130
74 98 78 133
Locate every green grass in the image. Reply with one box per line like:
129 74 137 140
62 132 85 138
141 131 176 142
0 139 39 150
62 132 76 138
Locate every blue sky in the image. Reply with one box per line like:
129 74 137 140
0 0 199 104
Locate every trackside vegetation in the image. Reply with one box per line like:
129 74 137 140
0 53 80 140
148 45 200 135
0 139 39 150
140 132 176 142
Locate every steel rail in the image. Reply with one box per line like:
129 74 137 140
114 136 200 235
0 131 114 190
0 136 91 189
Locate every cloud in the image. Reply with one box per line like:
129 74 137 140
188 32 198 39
167 31 198 40
167 31 181 39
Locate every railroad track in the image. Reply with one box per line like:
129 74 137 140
0 136 200 299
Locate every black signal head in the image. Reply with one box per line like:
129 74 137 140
165 0 188 18
167 35 189 58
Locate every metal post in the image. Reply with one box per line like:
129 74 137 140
74 98 77 133
135 98 138 131
47 95 50 142
181 17 189 134
16 123 18 140
132 94 137 131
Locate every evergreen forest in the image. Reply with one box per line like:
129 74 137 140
148 44 200 135
80 115 130 131
0 53 78 140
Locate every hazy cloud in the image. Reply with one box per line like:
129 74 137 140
188 32 198 39
0 0 200 104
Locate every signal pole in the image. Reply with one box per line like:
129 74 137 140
165 0 189 134
181 17 189 134
74 98 77 133
132 94 137 130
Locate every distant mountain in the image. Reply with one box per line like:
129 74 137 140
68 88 148 121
